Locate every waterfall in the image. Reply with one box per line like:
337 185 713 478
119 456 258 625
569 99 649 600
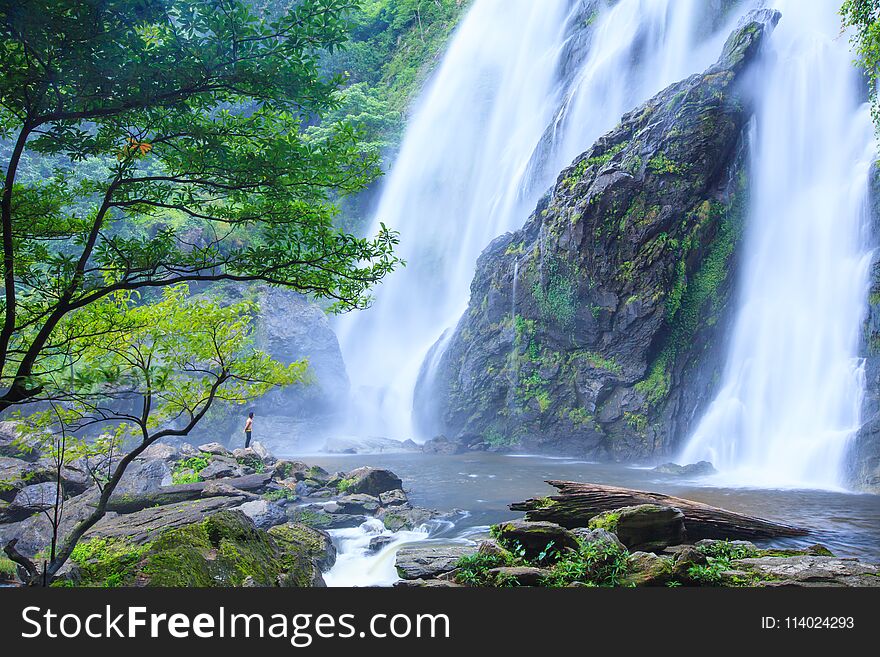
680 0 877 490
336 0 743 440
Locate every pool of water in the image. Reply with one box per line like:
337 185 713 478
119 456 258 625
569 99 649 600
295 451 880 585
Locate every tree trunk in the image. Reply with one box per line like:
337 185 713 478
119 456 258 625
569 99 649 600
510 481 808 540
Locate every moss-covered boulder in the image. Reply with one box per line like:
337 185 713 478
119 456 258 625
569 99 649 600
588 504 685 552
267 522 336 572
414 11 779 460
493 519 579 560
62 510 326 588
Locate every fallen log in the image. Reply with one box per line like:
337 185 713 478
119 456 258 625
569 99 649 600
510 481 808 540
107 473 270 514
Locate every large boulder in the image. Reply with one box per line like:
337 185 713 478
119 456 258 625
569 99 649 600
235 499 286 529
342 467 403 497
588 504 685 551
0 422 39 461
64 510 325 587
114 458 172 497
493 520 580 560
198 458 244 481
0 457 53 502
395 545 475 580
623 551 674 586
653 461 717 477
267 523 337 572
414 12 779 459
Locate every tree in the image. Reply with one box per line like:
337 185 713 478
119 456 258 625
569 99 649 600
3 284 304 585
0 0 401 413
842 0 880 129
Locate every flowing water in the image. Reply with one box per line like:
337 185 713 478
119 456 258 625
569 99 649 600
335 0 744 440
680 0 877 489
299 452 880 586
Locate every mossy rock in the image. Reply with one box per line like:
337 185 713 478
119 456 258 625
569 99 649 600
65 510 323 588
268 523 336 572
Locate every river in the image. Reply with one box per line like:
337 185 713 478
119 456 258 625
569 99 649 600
290 452 880 586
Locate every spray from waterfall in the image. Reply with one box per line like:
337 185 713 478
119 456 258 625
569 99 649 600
680 0 876 490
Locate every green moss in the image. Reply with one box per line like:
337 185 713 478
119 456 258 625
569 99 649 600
588 511 620 532
567 407 595 427
0 555 19 580
67 537 150 587
584 351 622 375
623 411 648 433
334 477 357 493
531 257 577 331
262 487 298 503
647 153 684 175
532 497 558 509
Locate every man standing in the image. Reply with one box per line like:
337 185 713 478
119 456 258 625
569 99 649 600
244 411 254 448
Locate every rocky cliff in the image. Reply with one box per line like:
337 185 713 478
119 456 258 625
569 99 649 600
414 11 779 459
849 164 880 493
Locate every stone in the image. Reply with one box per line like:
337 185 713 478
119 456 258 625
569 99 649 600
623 551 674 586
367 536 395 554
589 504 685 551
570 527 626 551
232 447 264 469
198 442 231 457
70 510 324 587
138 442 181 462
379 488 409 507
0 422 39 461
272 460 309 481
114 458 173 497
236 499 287 529
487 566 547 586
420 436 466 455
395 545 475 580
287 507 365 530
10 481 58 513
0 488 101 558
0 457 53 502
333 493 381 515
493 520 580 560
268 522 337 572
198 459 243 481
249 441 276 465
653 461 717 477
671 545 708 582
379 506 436 532
731 555 880 587
342 467 402 497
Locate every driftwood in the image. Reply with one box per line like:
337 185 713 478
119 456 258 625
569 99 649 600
106 473 270 513
510 481 808 540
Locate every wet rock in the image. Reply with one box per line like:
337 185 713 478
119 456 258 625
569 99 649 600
198 442 231 457
236 499 287 529
343 467 403 497
287 507 364 530
420 436 466 455
333 493 381 515
653 461 717 477
589 504 685 551
198 458 244 481
268 522 337 572
367 535 395 554
493 520 580 560
395 545 475 580
732 555 880 587
379 506 436 532
379 488 408 507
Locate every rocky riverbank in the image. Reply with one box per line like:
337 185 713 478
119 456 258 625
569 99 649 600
394 491 880 588
0 424 433 587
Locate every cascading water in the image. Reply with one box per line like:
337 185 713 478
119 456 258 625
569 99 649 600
336 0 744 441
680 0 876 490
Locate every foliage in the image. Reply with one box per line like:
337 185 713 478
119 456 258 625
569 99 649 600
171 455 211 485
0 0 403 414
647 153 684 175
0 555 17 579
588 511 620 533
697 540 759 561
68 538 149 588
540 538 629 587
262 487 298 502
841 0 880 130
453 550 515 586
532 258 577 331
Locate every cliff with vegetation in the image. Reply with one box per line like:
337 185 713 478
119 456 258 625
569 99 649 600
415 11 779 460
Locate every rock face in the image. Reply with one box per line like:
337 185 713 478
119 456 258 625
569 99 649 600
849 164 880 492
414 12 778 459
